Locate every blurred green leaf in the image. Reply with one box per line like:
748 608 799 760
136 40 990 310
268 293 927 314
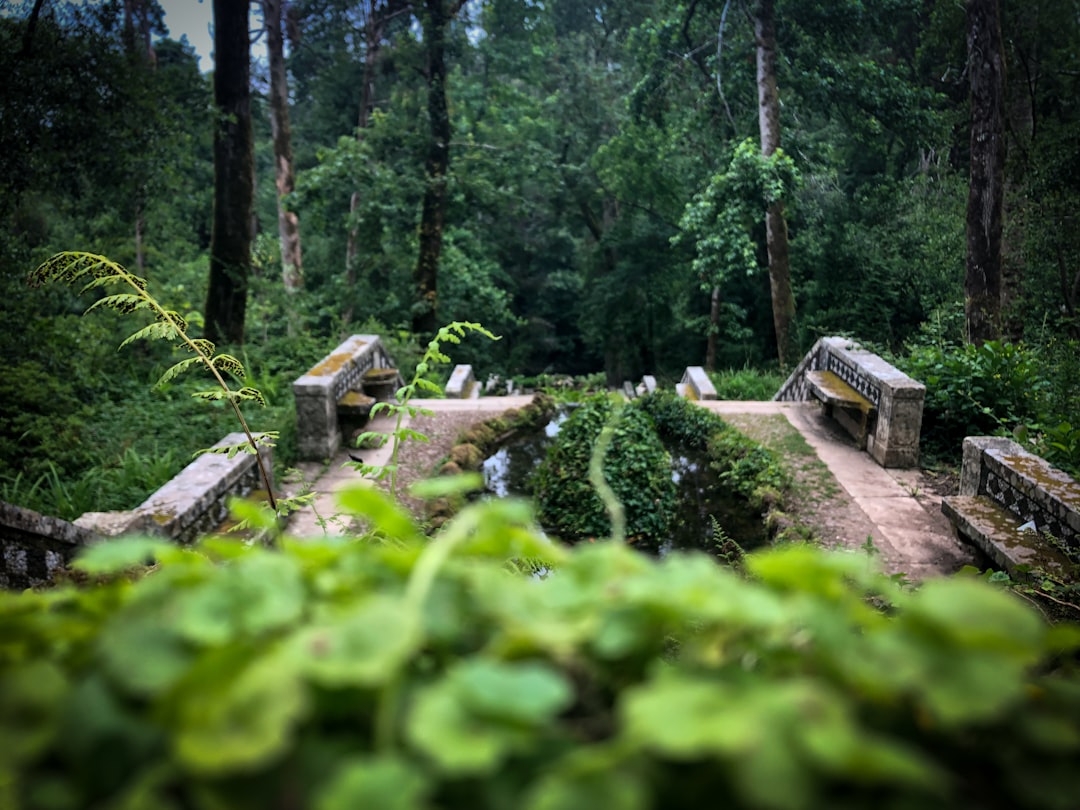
317 756 430 810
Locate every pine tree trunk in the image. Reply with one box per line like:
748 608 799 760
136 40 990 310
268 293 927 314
205 0 254 346
754 0 797 370
413 0 454 338
965 0 1006 345
264 0 303 294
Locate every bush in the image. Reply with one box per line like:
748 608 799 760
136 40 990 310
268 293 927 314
895 339 1051 460
3 492 1079 809
531 395 676 545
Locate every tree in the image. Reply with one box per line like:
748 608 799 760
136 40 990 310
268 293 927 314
413 0 466 338
753 0 796 369
205 0 255 345
964 0 1006 344
263 0 304 293
344 0 410 324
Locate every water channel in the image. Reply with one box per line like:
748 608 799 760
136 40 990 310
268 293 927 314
481 409 767 555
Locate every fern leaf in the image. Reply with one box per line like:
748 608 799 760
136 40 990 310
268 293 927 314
191 389 227 401
154 357 204 389
85 294 150 316
212 354 245 378
234 387 267 406
194 441 252 459
119 320 180 349
30 251 149 291
156 310 188 333
190 339 215 358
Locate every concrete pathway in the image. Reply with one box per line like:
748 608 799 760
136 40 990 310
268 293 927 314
285 395 971 578
702 401 972 577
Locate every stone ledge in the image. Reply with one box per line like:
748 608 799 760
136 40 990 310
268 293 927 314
680 366 717 400
775 337 924 468
942 494 1073 580
445 364 476 399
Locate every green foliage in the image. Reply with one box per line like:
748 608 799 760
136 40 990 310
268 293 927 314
3 495 1080 809
895 339 1052 460
708 426 791 509
674 139 799 287
637 391 790 509
708 367 786 401
532 395 676 545
29 252 278 510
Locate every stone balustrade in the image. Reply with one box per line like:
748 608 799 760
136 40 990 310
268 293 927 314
941 436 1079 579
775 336 925 468
293 334 398 460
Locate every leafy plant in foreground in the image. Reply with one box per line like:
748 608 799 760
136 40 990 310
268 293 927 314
2 490 1079 809
29 252 278 510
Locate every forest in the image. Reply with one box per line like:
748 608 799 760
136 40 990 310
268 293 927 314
2 0 1080 513
3 3 1080 807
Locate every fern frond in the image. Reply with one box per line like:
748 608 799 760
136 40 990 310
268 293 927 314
212 354 245 379
119 320 181 349
234 387 267 406
154 357 204 390
156 310 188 333
191 389 227 401
190 339 215 358
194 441 252 459
84 294 150 316
31 251 147 290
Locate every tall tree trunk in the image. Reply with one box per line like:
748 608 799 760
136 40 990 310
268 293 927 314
205 0 254 346
706 285 720 372
1001 4 1037 342
965 0 1006 345
754 0 796 370
344 1 395 323
413 0 461 338
123 0 155 276
264 0 303 294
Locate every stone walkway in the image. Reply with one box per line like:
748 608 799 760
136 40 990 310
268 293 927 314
701 401 973 579
284 396 972 578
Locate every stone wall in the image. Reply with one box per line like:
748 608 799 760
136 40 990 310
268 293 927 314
77 432 272 546
960 436 1079 555
775 336 925 467
293 334 397 460
0 501 96 590
2 432 276 590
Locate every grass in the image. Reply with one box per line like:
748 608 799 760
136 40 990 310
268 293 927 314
722 412 841 505
707 367 786 401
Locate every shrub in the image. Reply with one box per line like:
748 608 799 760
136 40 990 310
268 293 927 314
531 395 676 545
2 492 1079 810
895 340 1051 459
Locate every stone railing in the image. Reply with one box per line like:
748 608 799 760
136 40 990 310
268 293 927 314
446 364 478 399
2 432 273 589
293 334 399 460
774 336 925 468
677 366 718 400
76 432 274 546
0 500 97 590
941 436 1079 580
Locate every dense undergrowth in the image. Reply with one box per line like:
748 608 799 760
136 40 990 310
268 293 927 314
3 489 1080 809
890 333 1080 477
532 393 789 550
